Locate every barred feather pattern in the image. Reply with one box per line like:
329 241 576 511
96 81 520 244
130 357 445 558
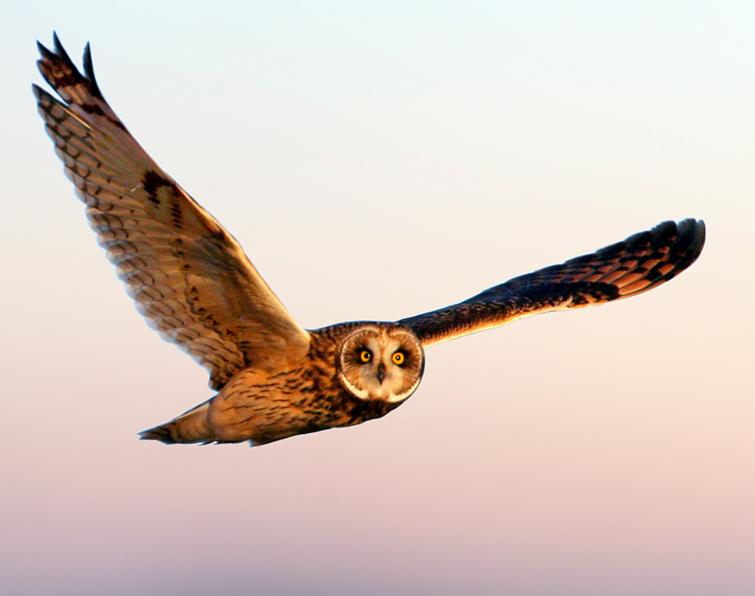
400 219 705 346
33 34 309 389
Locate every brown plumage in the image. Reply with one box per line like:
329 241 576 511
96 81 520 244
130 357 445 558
34 34 309 390
142 323 407 445
34 34 706 447
400 219 706 345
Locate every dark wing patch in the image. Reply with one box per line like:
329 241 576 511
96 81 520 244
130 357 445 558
399 219 705 346
34 34 310 388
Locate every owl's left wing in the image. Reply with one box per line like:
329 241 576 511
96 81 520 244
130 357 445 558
399 219 705 346
33 34 310 389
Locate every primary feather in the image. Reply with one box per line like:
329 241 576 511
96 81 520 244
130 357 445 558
400 219 705 345
34 33 310 390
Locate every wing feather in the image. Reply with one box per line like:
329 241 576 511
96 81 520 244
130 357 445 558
399 219 705 346
34 34 310 389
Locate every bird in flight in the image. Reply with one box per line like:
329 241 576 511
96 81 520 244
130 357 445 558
33 34 705 446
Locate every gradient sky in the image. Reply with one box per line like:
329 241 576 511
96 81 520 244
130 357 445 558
3 2 754 595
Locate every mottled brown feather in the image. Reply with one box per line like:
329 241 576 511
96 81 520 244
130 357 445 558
140 323 402 446
33 34 310 389
34 35 707 448
400 219 705 346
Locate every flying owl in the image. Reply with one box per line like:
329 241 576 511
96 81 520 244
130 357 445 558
33 35 706 446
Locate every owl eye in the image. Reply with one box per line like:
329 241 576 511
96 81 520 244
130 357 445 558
392 351 406 366
358 349 372 363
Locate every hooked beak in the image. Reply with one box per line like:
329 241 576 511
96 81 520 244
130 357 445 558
376 362 385 384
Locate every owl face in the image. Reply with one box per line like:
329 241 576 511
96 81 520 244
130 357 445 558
337 325 424 403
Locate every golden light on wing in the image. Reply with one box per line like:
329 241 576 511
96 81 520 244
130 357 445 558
400 219 705 346
33 34 310 389
32 34 709 448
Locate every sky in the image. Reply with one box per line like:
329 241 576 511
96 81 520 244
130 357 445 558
2 2 754 595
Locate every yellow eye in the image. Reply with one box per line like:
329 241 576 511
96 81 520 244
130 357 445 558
392 351 405 366
359 349 372 363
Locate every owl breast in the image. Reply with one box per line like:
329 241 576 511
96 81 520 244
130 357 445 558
205 323 418 445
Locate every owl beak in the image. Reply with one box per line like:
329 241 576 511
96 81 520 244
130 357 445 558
376 362 386 385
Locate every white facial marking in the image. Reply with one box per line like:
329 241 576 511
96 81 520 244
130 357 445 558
338 326 424 403
386 374 421 403
338 371 370 400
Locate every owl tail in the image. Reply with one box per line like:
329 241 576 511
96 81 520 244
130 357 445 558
139 400 214 444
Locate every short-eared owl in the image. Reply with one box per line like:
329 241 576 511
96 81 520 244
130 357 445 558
34 35 705 446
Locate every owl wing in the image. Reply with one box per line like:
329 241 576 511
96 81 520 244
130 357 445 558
33 34 310 389
399 219 705 346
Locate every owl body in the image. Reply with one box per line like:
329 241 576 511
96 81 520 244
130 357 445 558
33 35 706 448
148 322 417 445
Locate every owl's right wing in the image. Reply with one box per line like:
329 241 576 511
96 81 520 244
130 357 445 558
34 34 310 389
399 219 705 346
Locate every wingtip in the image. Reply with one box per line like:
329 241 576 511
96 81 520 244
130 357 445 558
676 217 706 268
690 218 706 242
676 217 705 244
82 41 103 99
30 83 51 106
636 218 706 289
36 39 54 61
52 31 65 55
35 31 110 105
696 219 707 249
53 32 78 70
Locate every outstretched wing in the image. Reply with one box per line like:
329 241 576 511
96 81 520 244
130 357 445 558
33 34 310 389
399 219 705 346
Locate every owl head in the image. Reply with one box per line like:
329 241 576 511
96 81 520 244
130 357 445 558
337 325 424 403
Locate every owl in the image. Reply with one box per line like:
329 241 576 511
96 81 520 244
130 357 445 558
34 35 706 446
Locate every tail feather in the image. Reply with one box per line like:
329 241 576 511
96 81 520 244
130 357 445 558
139 400 213 444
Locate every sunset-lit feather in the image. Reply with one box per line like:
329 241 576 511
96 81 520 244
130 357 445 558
400 219 705 345
34 34 310 391
34 34 705 446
